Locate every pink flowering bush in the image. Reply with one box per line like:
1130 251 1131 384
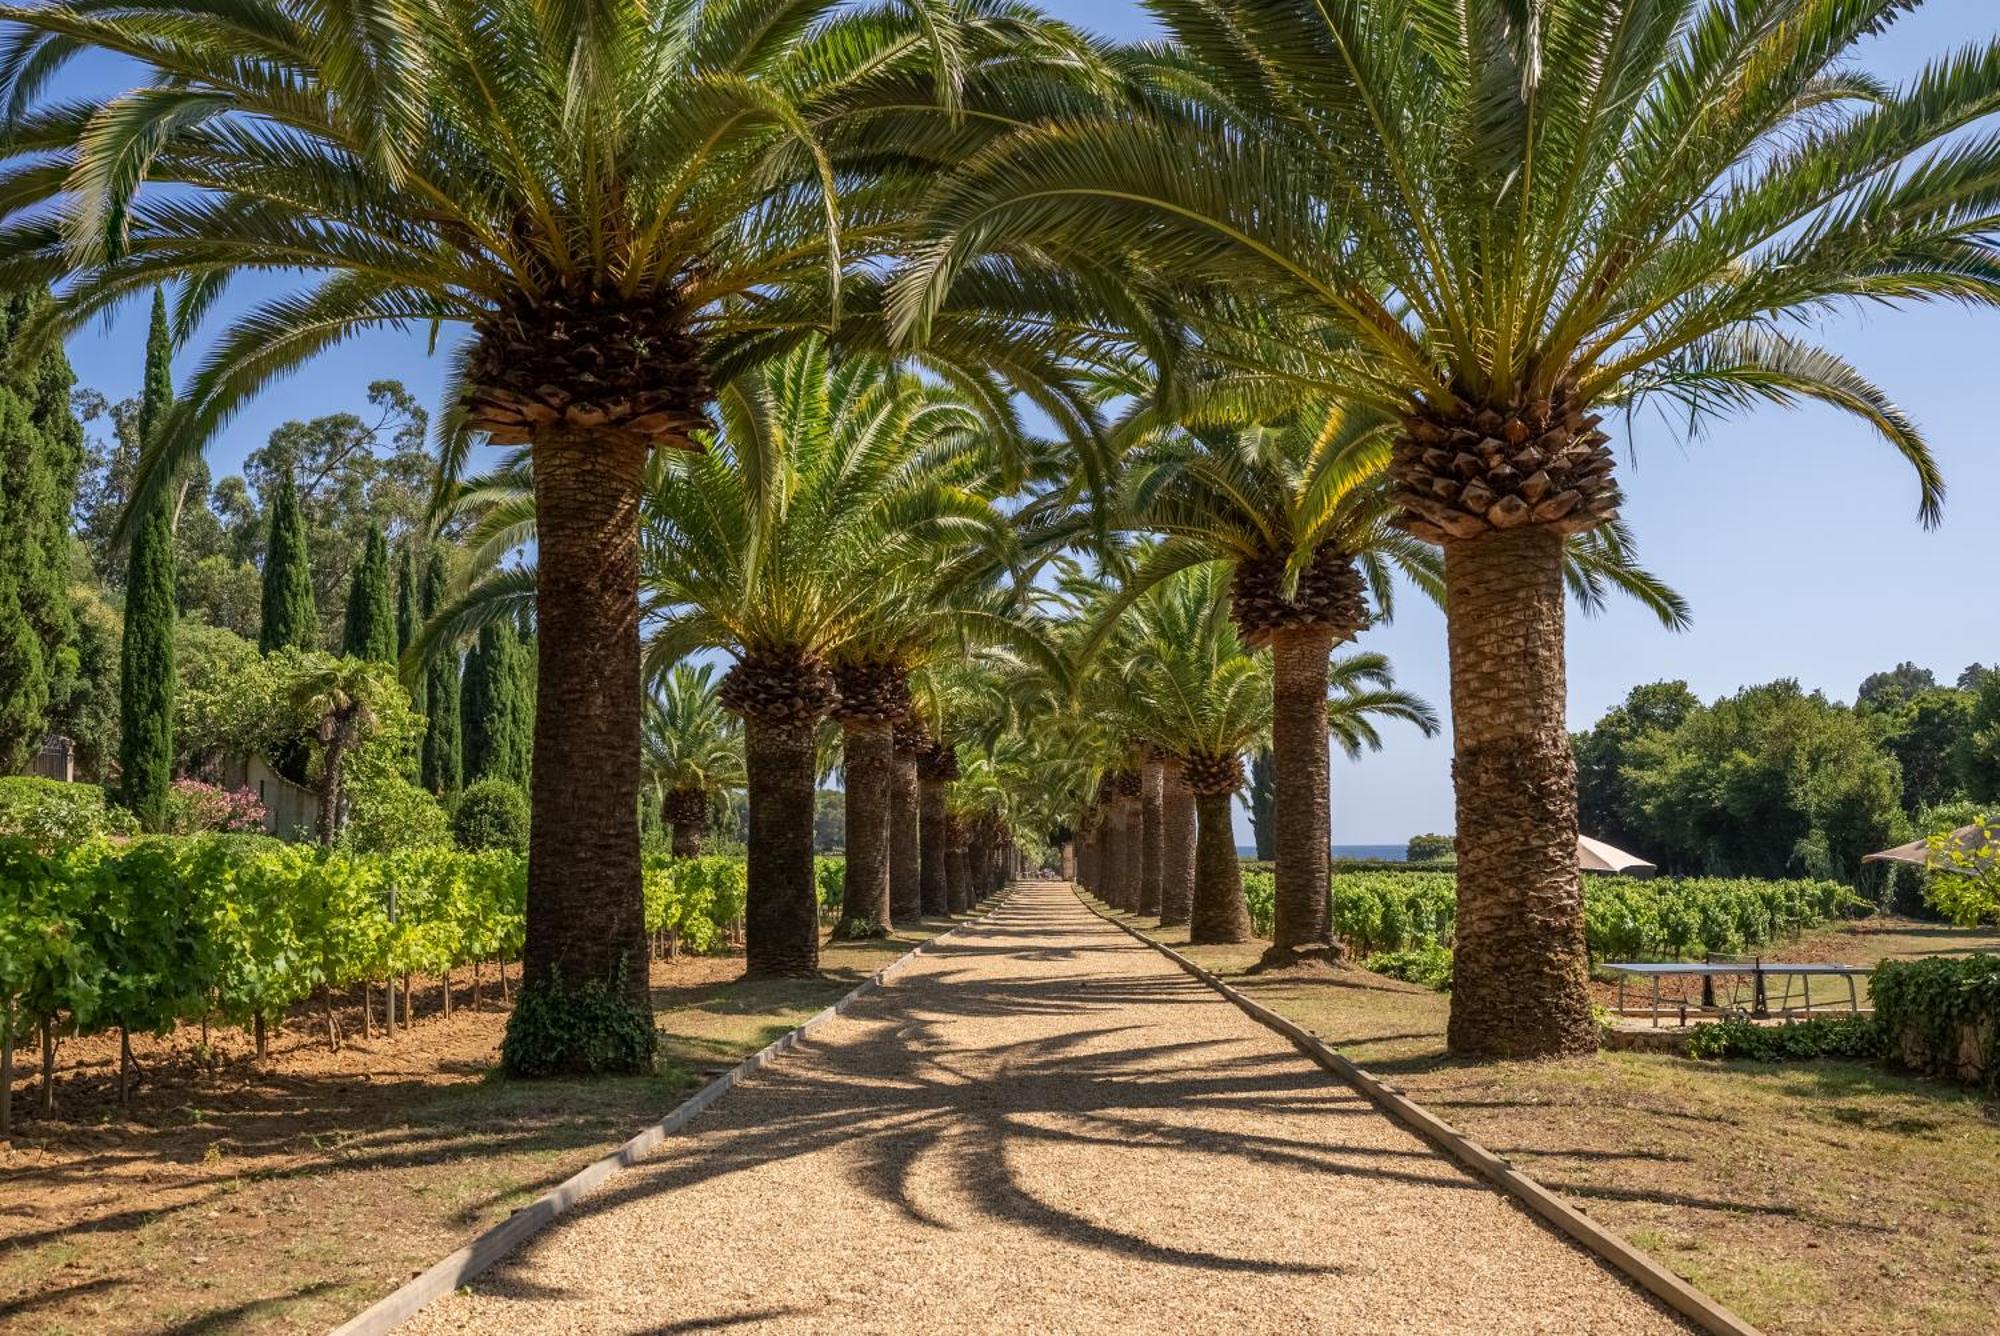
164 778 268 834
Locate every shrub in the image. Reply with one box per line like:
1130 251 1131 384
1366 944 1453 991
500 967 657 1077
341 771 450 852
453 779 529 852
1405 833 1454 862
1685 1015 1879 1062
162 778 267 834
0 777 138 847
1872 954 2000 1093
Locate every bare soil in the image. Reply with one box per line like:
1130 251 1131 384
1105 899 2000 1335
0 918 965 1335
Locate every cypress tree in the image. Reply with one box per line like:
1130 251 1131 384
512 617 536 782
419 545 462 796
342 522 396 662
117 291 176 827
394 543 418 656
259 469 318 652
0 287 81 771
461 617 528 787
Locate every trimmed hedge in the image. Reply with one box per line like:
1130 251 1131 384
1684 1015 1880 1062
1872 954 2000 1093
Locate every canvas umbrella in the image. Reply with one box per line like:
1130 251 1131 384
1577 835 1656 877
1863 824 1997 868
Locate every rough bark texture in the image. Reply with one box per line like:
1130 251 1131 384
741 711 824 978
1158 759 1196 928
1190 790 1253 944
1259 627 1342 971
661 783 707 858
1138 760 1165 918
1443 527 1597 1058
946 816 972 913
834 718 894 937
889 745 922 925
522 433 651 1022
1100 801 1131 910
919 778 950 916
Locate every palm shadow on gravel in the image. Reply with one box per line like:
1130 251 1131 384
507 892 1514 1284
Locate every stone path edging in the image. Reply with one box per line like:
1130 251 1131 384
328 898 1011 1336
1075 889 1761 1336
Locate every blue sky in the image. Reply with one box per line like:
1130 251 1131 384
56 0 2000 845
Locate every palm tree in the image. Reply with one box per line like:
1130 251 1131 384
0 0 1107 1068
643 664 744 858
641 342 1018 972
1099 561 1435 942
1047 383 1680 967
290 657 391 847
903 0 2000 1054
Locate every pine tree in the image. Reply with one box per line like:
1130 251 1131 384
117 290 176 827
0 288 82 771
259 469 318 652
461 616 531 787
342 522 396 662
394 543 418 657
419 545 462 796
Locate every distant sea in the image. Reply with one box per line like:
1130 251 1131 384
1238 844 1406 861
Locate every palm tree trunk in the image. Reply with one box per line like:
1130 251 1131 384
1190 789 1253 944
1060 839 1076 882
1138 759 1165 917
670 819 704 858
1443 528 1595 1058
1118 795 1144 910
1159 759 1196 928
835 718 893 937
316 738 346 847
519 433 651 1055
946 817 972 912
743 711 823 977
919 777 950 916
1098 803 1126 908
890 743 921 923
1260 626 1341 970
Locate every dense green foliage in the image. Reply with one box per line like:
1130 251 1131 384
1365 945 1453 992
1575 680 1904 885
453 779 528 853
642 855 750 954
1405 834 1453 863
342 522 397 662
394 543 418 658
1684 1016 1881 1063
0 288 83 773
498 968 656 1077
460 618 531 788
0 837 524 1046
1239 869 1858 963
1872 954 2000 1093
0 778 138 847
418 547 462 797
116 293 179 829
258 470 319 653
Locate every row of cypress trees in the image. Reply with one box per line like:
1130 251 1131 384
103 288 533 829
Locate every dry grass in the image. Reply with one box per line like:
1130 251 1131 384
1099 898 2000 1335
0 915 972 1335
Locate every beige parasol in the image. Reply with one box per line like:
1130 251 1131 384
1578 834 1656 877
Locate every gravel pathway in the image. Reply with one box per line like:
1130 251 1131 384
404 883 1685 1334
